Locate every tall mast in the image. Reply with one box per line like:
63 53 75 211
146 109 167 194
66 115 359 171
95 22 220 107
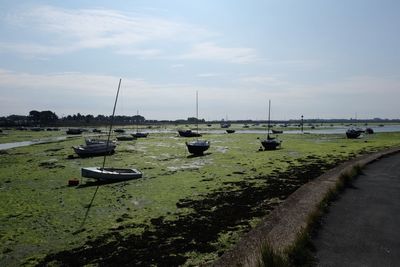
267 99 271 137
136 110 139 133
196 90 199 135
102 78 122 170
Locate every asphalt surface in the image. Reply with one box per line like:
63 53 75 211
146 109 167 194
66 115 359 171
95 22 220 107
313 152 400 266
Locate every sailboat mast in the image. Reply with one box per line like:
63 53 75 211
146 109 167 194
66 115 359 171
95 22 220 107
136 110 139 133
267 99 271 137
196 90 199 135
102 78 122 169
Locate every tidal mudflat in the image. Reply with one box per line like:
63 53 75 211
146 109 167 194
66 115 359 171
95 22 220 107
1 127 400 266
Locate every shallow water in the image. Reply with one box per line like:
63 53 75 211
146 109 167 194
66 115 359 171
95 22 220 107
1 125 399 150
0 136 68 150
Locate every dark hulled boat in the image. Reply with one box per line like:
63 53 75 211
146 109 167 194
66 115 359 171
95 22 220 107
186 140 210 155
178 129 201 137
346 128 361 139
260 100 282 150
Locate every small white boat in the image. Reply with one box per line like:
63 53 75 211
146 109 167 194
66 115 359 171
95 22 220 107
81 167 142 181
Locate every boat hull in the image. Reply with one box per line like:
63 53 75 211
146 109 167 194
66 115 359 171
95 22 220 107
73 143 116 157
186 140 210 155
178 130 201 137
346 129 361 139
116 135 135 141
261 139 281 150
132 132 149 138
81 167 142 181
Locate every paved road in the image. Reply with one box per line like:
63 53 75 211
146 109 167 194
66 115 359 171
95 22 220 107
313 152 400 266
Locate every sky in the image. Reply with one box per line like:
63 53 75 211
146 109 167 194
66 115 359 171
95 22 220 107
0 0 399 120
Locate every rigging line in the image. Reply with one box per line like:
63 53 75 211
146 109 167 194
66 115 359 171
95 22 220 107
102 78 122 170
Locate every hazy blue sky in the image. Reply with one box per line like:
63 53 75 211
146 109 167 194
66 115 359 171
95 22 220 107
0 0 399 120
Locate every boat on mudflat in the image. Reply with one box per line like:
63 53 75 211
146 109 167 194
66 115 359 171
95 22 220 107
80 79 142 181
116 135 135 141
73 143 116 157
81 167 142 181
178 129 201 137
186 140 210 155
346 128 362 139
271 129 283 134
261 136 281 150
260 100 282 151
66 128 83 135
132 132 149 138
85 138 115 146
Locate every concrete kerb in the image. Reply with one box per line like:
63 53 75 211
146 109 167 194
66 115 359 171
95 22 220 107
210 147 400 267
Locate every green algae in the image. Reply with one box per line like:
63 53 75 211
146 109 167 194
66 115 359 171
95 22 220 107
1 128 400 265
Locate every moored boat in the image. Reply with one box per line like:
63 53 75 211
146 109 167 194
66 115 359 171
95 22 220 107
261 136 281 150
67 128 83 135
271 129 283 134
185 91 210 156
85 138 115 146
81 79 142 181
81 167 142 181
186 140 210 155
116 135 135 141
73 143 116 157
346 128 362 139
260 100 282 150
178 129 201 137
132 132 149 138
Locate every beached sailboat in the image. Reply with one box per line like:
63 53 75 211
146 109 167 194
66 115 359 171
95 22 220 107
261 100 282 150
186 91 210 155
73 143 116 157
178 129 201 137
346 128 362 139
81 79 142 181
131 110 149 138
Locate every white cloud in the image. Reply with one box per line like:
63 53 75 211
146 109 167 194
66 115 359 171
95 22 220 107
1 5 213 57
181 42 258 64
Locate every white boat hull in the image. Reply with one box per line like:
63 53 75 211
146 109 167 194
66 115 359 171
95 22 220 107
81 167 142 181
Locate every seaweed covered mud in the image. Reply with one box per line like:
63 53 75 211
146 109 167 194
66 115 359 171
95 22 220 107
1 127 400 266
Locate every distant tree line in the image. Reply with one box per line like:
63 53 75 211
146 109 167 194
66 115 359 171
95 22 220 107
0 110 145 127
0 110 399 127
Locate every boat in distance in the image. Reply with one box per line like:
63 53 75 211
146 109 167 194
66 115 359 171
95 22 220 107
81 167 142 181
116 135 135 141
132 132 149 138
